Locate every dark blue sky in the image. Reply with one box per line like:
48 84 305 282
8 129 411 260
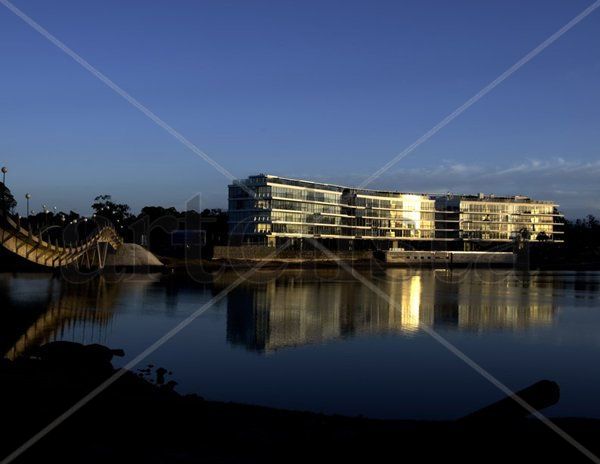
1 0 599 217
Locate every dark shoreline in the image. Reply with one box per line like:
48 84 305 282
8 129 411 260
2 341 600 463
2 260 600 273
163 258 600 272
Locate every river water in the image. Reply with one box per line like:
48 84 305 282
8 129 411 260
2 269 599 420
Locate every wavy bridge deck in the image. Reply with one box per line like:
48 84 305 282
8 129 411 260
0 214 122 268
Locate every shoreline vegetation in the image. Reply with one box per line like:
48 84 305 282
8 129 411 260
2 341 599 463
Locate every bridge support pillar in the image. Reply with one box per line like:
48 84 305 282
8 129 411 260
97 242 109 270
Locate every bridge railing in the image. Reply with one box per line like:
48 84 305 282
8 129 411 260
0 211 122 267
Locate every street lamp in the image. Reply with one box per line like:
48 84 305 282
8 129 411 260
25 193 31 217
42 204 49 225
1 167 7 213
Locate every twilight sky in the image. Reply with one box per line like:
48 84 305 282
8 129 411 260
1 0 599 218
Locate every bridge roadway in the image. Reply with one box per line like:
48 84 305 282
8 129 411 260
0 213 122 269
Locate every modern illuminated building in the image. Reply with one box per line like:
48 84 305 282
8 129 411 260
228 174 563 250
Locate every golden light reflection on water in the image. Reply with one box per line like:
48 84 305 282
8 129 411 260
402 276 422 333
224 269 557 352
1 269 560 358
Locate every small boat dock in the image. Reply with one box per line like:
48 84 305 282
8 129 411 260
381 249 516 267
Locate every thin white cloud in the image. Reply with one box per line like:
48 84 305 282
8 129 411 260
307 158 600 218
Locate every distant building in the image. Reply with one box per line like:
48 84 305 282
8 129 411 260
228 174 563 250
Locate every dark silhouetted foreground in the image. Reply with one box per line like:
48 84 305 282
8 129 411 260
1 342 600 463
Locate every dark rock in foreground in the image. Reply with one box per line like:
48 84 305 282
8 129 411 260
1 342 599 463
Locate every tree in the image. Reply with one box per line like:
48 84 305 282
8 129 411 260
135 206 181 252
536 231 550 242
140 206 180 223
586 215 599 228
0 182 17 213
92 195 132 235
519 228 531 240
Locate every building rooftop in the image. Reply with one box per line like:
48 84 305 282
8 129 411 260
234 174 557 205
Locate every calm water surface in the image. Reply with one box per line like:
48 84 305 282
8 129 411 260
2 269 600 420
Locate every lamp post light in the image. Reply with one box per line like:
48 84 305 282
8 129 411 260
43 204 49 226
1 167 7 213
25 193 31 218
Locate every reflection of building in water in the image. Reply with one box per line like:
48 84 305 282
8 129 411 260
227 273 428 351
455 272 555 331
225 270 556 352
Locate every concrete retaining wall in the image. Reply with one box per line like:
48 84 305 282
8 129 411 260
213 246 371 262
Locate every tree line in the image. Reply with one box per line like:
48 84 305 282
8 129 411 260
2 182 598 265
1 184 227 258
